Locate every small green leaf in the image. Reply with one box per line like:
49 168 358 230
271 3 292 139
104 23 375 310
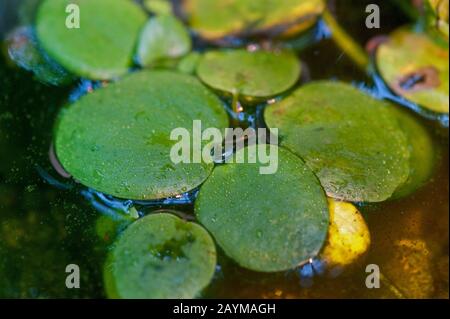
195 144 329 272
376 27 449 114
137 15 192 67
36 0 147 80
144 0 173 15
55 70 229 200
181 0 325 40
104 213 217 299
265 81 411 203
196 49 301 101
177 52 201 74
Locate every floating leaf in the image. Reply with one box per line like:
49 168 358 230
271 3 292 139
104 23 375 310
104 213 217 299
196 49 301 101
426 0 449 39
144 0 173 15
177 52 201 74
319 199 370 273
376 28 449 114
195 144 329 272
137 15 192 67
181 0 325 41
6 26 74 86
390 107 437 199
36 0 147 80
264 81 410 203
55 70 229 200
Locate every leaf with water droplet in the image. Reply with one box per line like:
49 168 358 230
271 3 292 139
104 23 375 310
264 81 411 202
195 144 329 272
180 0 325 41
376 27 449 114
55 70 228 200
36 0 147 80
104 213 216 298
197 49 301 102
137 14 192 67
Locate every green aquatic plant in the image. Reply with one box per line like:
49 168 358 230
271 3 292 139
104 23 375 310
137 14 192 67
196 49 301 103
177 52 201 74
264 81 411 203
54 70 228 200
36 0 147 79
426 0 449 39
104 213 217 299
195 144 329 272
181 0 325 41
390 107 437 199
376 27 449 114
144 0 173 15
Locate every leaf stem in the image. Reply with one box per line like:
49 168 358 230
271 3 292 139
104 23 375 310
322 8 370 72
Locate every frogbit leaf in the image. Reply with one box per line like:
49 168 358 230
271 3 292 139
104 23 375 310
376 27 449 114
195 144 329 272
104 213 217 299
55 70 229 200
390 107 437 199
137 15 192 67
36 0 147 80
196 49 301 101
264 81 411 203
144 0 173 15
181 0 325 41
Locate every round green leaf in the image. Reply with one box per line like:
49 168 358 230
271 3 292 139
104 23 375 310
177 52 201 75
144 0 173 15
196 49 301 101
376 28 449 114
55 70 229 200
104 213 217 299
390 107 436 199
137 15 192 67
182 0 324 40
195 144 329 272
36 0 147 80
264 81 411 203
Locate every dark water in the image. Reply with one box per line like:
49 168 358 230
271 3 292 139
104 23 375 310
0 0 448 298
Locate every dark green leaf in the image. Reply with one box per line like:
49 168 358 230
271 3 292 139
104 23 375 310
55 71 229 200
265 81 411 202
195 144 329 272
104 213 217 298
